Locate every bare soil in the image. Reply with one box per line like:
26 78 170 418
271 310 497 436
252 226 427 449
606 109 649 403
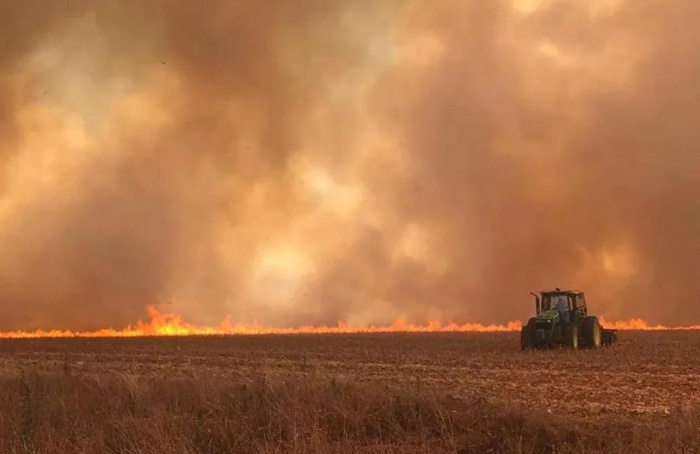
0 331 698 453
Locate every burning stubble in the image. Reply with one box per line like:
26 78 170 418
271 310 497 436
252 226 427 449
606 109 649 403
0 0 697 331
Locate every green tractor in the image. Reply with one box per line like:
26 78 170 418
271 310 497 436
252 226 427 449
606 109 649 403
520 288 618 350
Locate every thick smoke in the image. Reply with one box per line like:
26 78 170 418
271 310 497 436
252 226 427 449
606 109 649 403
0 0 697 330
365 0 700 325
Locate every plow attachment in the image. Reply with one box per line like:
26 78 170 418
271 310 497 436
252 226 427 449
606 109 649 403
601 328 618 346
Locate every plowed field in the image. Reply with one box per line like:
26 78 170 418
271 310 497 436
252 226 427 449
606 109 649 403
2 330 698 419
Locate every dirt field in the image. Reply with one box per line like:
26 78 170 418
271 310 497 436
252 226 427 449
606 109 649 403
0 331 699 453
2 330 699 417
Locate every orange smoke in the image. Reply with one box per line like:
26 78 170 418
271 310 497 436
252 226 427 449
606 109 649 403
0 307 698 339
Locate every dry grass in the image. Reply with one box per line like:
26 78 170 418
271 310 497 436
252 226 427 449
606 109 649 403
0 367 697 453
1 332 699 453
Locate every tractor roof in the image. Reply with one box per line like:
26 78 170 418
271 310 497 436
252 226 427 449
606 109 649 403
539 288 582 295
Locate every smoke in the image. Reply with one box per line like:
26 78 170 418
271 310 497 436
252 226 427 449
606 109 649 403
0 0 697 330
365 0 700 325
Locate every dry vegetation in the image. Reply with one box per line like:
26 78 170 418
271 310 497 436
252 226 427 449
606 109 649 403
0 331 699 453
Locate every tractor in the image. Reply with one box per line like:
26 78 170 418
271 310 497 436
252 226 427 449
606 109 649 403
520 288 618 350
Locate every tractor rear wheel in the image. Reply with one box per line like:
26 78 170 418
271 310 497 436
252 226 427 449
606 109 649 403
564 325 579 349
521 318 536 350
582 316 602 348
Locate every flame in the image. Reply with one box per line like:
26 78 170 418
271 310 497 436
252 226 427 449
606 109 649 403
597 317 700 331
0 305 522 338
0 307 698 339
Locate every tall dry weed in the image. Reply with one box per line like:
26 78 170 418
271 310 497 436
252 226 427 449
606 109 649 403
0 371 697 453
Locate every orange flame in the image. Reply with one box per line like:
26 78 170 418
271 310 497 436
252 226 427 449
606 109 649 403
0 306 522 338
597 317 700 331
0 307 698 339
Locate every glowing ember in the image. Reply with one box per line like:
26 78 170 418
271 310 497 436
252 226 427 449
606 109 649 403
0 307 697 339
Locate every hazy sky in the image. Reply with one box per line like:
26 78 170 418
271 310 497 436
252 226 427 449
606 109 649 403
0 0 697 330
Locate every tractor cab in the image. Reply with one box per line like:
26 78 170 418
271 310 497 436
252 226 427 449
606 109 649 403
532 288 588 324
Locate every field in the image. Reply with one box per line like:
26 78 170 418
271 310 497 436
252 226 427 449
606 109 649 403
0 331 699 453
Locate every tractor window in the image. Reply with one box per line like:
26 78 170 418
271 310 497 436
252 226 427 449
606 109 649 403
542 294 569 311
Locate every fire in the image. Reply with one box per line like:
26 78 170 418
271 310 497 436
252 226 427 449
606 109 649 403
597 317 700 331
0 307 698 339
0 305 521 339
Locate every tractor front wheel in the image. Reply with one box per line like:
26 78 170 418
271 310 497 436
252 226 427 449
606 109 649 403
521 318 536 350
564 325 579 350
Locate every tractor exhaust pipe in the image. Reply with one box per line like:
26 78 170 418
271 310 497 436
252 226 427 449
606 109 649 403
530 292 541 314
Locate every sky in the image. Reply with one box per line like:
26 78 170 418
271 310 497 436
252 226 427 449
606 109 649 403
0 0 698 330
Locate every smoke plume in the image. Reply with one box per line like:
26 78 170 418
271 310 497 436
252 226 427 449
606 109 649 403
0 0 697 330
